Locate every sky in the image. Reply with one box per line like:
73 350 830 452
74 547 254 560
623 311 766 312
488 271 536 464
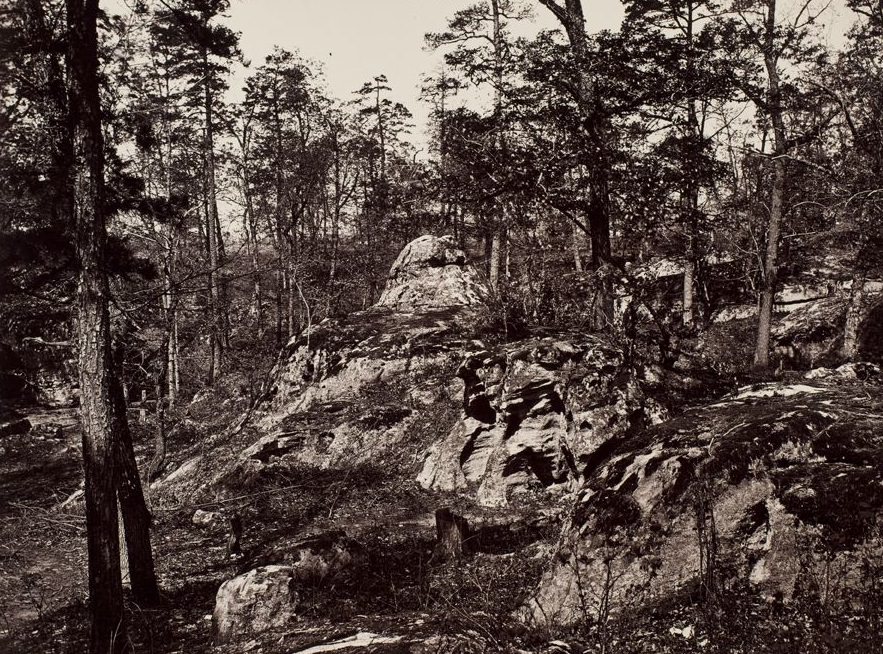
221 0 627 147
104 0 857 147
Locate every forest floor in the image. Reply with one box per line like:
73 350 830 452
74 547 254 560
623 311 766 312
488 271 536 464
0 401 557 654
2 360 880 653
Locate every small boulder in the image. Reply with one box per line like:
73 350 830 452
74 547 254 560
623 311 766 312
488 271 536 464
191 509 223 528
213 533 363 643
772 291 883 368
212 565 298 644
772 295 847 367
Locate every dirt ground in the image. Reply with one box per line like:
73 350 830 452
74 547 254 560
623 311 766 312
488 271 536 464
0 404 552 653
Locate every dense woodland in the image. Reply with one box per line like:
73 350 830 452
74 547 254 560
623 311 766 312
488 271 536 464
2 0 883 652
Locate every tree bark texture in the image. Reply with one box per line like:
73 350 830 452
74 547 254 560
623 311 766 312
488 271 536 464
433 508 470 561
67 0 127 649
753 0 786 369
203 48 223 384
111 375 160 606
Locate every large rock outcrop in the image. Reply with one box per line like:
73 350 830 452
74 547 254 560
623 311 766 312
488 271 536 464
525 365 883 627
163 236 488 500
418 337 666 506
770 287 883 369
165 235 663 509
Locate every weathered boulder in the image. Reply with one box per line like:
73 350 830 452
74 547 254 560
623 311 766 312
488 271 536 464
191 509 223 528
524 369 883 627
772 296 847 367
418 337 666 507
213 534 362 644
772 291 883 368
377 234 486 311
212 565 298 644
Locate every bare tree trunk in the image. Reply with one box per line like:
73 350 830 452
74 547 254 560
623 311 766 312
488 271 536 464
489 227 504 291
843 276 866 360
754 155 784 369
148 323 169 481
203 48 223 384
111 375 160 606
169 312 179 403
67 0 127 649
683 259 696 326
572 219 584 273
682 2 700 327
250 232 262 326
275 260 284 346
287 262 297 338
753 2 786 370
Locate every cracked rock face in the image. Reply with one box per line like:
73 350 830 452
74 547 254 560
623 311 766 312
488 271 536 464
772 291 883 368
418 337 666 507
524 367 883 628
377 235 486 311
166 235 663 509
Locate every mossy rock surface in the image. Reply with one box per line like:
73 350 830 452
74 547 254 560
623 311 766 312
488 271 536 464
527 365 883 628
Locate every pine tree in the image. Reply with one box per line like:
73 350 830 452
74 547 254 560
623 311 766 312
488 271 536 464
150 0 240 384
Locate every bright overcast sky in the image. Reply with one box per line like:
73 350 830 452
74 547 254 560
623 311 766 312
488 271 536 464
222 0 626 147
104 0 854 147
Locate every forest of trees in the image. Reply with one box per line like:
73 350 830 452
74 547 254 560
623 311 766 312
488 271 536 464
1 0 883 650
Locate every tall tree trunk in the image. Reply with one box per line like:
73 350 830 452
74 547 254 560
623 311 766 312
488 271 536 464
111 373 160 606
148 321 169 482
287 259 296 337
375 80 387 181
489 227 505 291
67 0 127 650
572 219 584 273
169 312 180 402
488 0 509 294
275 255 284 346
843 275 866 360
538 0 614 330
754 156 784 369
682 0 700 327
753 0 786 370
587 169 614 329
203 49 223 384
682 260 696 325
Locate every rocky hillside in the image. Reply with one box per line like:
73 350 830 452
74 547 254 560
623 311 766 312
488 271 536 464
144 236 883 651
160 236 663 510
527 364 883 632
